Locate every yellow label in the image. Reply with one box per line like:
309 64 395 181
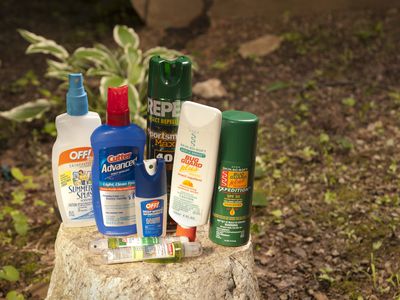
226 171 248 188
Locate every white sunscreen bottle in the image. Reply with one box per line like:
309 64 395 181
169 101 222 241
52 73 101 227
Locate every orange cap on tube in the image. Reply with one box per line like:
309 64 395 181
176 225 197 242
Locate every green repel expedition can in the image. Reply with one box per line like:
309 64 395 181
147 56 192 231
209 111 259 246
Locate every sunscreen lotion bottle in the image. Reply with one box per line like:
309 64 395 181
52 73 101 227
169 101 222 241
135 158 167 237
91 85 146 236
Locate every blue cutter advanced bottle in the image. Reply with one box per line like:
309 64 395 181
135 158 167 237
91 85 146 236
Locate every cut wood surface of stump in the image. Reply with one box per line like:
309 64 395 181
46 224 261 300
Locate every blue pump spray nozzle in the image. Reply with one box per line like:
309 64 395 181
67 73 88 116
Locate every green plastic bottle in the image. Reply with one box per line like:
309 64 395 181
147 56 192 231
209 111 259 247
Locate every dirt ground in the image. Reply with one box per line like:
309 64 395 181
1 1 400 299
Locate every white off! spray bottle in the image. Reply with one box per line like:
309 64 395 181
169 101 222 241
52 73 101 227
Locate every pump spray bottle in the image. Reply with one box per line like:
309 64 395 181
52 73 101 227
91 85 146 236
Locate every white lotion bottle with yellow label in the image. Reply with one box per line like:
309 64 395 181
52 73 101 227
169 101 222 241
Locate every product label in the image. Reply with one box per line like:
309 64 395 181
140 198 164 237
58 147 94 221
147 98 184 228
171 128 209 223
209 163 252 246
99 146 139 227
131 242 175 260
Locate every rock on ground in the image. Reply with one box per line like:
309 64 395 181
193 78 228 99
46 224 260 300
131 0 203 28
238 34 282 58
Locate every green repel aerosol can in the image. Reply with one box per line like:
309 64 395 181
147 56 192 231
209 111 259 246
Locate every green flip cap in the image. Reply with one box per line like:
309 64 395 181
220 111 259 163
148 56 192 100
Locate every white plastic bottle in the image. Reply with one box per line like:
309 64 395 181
169 101 222 241
52 73 101 227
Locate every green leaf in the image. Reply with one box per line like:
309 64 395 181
26 40 69 61
143 47 183 66
0 99 51 122
319 133 330 144
252 190 268 206
18 29 46 44
266 81 290 93
113 25 139 49
11 168 25 182
0 265 20 282
43 122 57 137
11 189 26 205
46 59 72 80
125 46 142 66
23 177 39 190
86 68 115 77
342 97 356 107
127 84 141 113
99 76 126 102
73 46 119 74
6 290 24 300
10 211 29 236
324 191 337 204
33 199 46 207
372 240 383 251
271 209 283 218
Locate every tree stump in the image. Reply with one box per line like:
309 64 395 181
46 224 261 300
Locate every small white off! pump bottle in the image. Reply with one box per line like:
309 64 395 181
52 73 101 227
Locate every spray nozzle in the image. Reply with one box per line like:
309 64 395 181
67 73 88 116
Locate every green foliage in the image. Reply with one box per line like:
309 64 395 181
6 291 24 300
252 190 268 207
10 210 29 236
0 265 20 282
11 189 26 206
266 81 290 93
0 25 189 127
342 97 357 107
11 167 39 190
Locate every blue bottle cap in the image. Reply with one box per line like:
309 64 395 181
135 158 167 198
67 73 89 116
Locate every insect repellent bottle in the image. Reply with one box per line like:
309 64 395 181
147 55 192 231
89 236 189 254
52 73 101 227
135 158 167 237
91 85 146 236
169 101 222 241
209 111 259 247
103 241 202 264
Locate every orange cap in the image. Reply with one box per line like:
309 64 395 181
176 225 197 242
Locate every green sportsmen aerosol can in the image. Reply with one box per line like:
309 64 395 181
209 111 258 246
147 56 192 231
